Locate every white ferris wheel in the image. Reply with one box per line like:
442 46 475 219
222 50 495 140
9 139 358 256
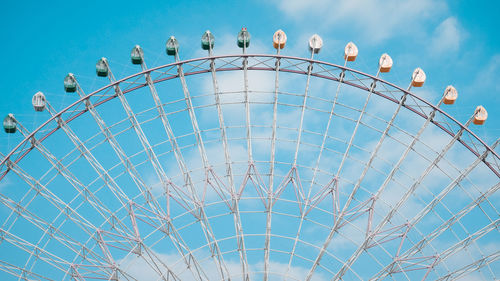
0 28 498 281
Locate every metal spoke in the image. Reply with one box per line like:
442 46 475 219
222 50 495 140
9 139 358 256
305 80 412 281
435 251 500 281
206 45 251 281
264 47 282 281
104 60 212 280
172 51 234 280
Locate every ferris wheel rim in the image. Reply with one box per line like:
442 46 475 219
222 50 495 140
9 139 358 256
0 50 498 280
1 53 498 179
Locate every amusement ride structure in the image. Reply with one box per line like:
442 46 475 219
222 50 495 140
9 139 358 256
0 28 498 280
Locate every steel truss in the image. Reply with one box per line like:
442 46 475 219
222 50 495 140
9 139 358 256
0 54 498 280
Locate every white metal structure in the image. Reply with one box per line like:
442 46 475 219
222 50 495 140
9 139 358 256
0 30 499 281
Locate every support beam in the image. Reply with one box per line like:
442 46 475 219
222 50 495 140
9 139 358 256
72 78 169 231
263 45 283 281
205 43 250 281
371 140 499 280
171 50 233 280
103 60 212 281
332 113 476 280
5 156 181 280
435 251 499 281
305 64 388 281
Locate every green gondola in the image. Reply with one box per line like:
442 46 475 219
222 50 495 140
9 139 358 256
64 73 77 92
201 30 215 50
237 28 250 48
96 58 109 77
131 45 143 64
166 36 179 56
3 114 16 133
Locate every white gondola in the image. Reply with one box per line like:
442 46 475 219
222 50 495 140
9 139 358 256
308 34 323 54
443 85 458 105
32 91 46 112
344 42 358 61
473 105 487 125
379 53 393 73
411 67 426 87
273 29 287 49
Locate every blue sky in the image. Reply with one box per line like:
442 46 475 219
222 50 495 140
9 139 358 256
1 0 499 148
0 1 499 280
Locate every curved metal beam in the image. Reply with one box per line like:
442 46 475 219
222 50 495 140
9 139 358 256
1 54 497 180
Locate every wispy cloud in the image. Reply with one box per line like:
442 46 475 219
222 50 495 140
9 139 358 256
119 250 328 280
429 17 465 55
272 0 448 43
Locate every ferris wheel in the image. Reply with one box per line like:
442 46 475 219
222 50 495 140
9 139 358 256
0 28 498 281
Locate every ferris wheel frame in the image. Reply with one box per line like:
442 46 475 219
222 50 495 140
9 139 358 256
0 52 498 281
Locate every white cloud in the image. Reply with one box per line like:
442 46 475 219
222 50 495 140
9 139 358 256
118 250 328 281
468 54 500 93
429 17 464 54
0 176 10 192
272 0 448 43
